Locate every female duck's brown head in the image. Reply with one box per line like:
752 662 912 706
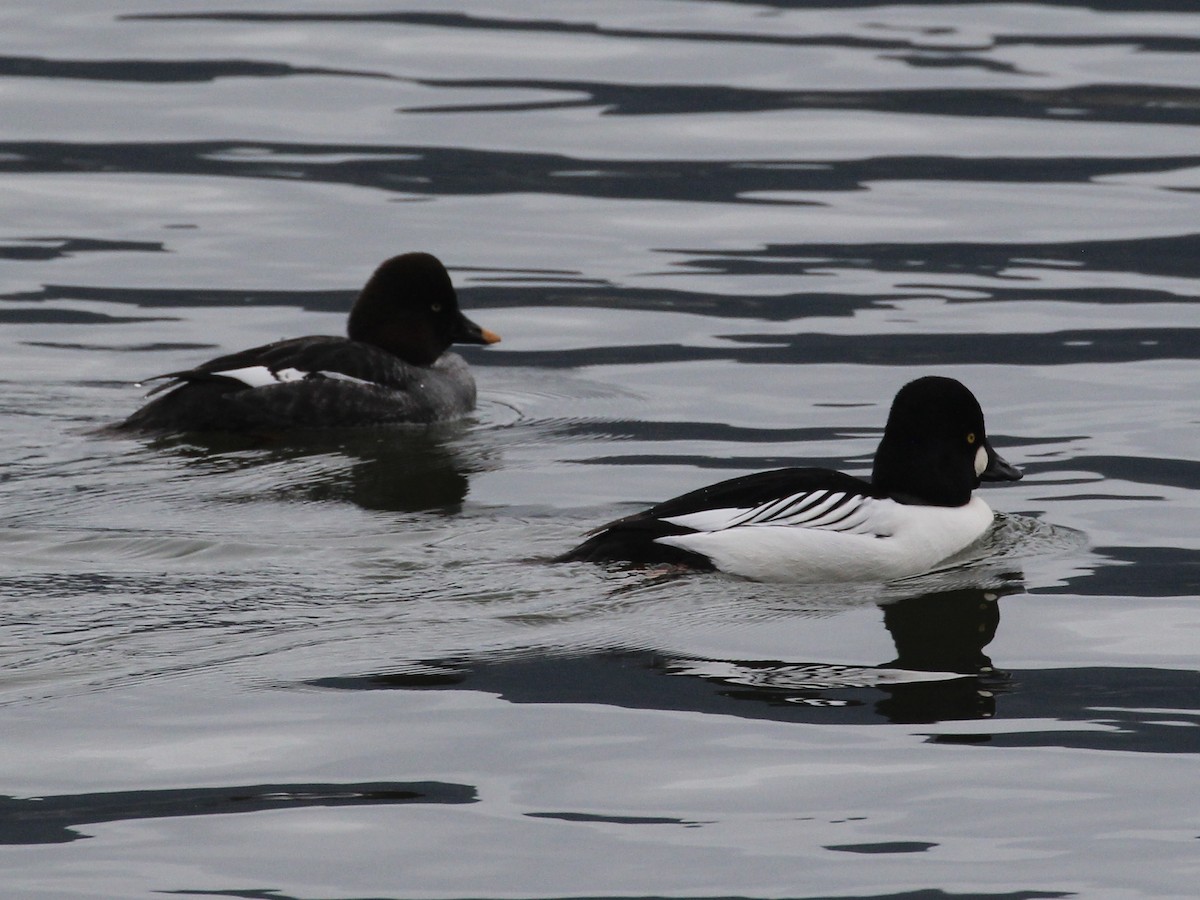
348 252 500 367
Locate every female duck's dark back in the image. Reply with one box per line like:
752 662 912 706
118 252 500 433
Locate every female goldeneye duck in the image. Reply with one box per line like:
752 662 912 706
560 376 1023 583
118 252 500 432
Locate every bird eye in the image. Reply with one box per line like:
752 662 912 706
966 432 976 444
430 302 442 313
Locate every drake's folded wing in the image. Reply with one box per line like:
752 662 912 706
661 489 881 535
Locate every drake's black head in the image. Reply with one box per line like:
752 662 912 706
871 376 1021 507
348 252 500 366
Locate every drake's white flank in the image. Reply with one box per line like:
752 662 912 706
656 496 996 583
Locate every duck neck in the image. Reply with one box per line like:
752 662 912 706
872 436 974 507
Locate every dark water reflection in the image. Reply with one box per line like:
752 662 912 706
163 890 1075 900
311 650 1200 755
138 425 489 513
0 56 389 83
120 5 1200 59
675 234 1200 281
1047 545 1200 597
0 781 476 846
8 278 1196 373
309 578 1020 727
409 81 1200 124
6 142 1200 210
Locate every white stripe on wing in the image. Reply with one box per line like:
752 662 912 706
662 489 880 535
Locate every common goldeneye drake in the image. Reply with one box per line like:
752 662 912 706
118 252 500 432
560 376 1022 583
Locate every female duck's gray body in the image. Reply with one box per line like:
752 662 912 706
119 252 499 433
560 377 1023 583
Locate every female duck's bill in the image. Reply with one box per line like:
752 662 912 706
559 376 1023 584
117 252 500 433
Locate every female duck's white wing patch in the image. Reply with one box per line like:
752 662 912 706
211 367 375 389
661 489 883 536
314 370 374 386
213 365 307 388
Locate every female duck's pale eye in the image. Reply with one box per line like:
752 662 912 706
974 445 988 477
431 303 442 313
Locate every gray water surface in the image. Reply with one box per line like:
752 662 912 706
2 1 1199 897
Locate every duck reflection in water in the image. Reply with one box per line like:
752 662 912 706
310 569 1024 727
664 574 1022 725
138 422 492 513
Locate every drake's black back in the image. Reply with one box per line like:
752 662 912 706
559 467 872 566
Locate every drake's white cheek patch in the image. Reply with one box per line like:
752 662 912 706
975 445 988 476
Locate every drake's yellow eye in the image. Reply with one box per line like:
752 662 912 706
966 432 976 444
431 302 442 313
